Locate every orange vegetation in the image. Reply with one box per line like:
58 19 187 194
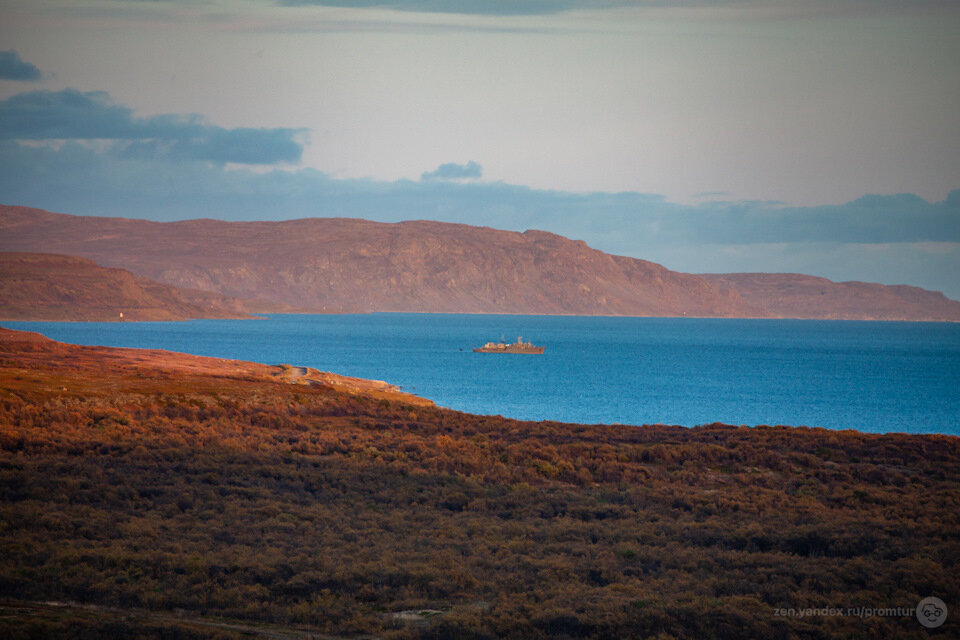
0 327 958 639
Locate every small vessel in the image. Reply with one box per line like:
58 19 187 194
473 336 545 354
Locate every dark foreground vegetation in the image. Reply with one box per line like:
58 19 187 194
0 328 958 639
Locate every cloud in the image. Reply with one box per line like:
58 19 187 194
0 89 195 140
2 137 956 248
677 194 960 245
1 128 956 246
0 89 305 164
421 160 483 181
0 86 958 298
279 0 634 16
0 50 42 82
121 128 305 165
277 0 956 18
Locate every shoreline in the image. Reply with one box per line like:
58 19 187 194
4 311 959 324
2 324 957 438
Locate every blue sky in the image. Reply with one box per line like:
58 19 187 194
0 0 958 297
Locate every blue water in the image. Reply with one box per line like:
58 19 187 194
4 314 959 434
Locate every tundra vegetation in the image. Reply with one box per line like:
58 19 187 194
0 329 957 639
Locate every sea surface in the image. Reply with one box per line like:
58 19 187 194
5 314 960 435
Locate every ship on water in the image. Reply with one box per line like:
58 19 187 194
473 336 545 354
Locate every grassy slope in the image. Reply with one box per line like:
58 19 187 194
0 328 958 639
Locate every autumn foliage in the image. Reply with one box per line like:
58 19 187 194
0 328 958 639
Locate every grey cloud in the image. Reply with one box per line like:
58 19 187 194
193 128 305 164
0 89 305 164
680 195 960 246
0 50 42 82
1 138 956 246
122 128 305 164
0 89 199 140
277 0 955 17
421 160 482 181
36 0 956 24
279 0 634 16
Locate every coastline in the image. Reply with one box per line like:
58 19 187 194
4 316 958 435
6 309 958 323
2 324 957 437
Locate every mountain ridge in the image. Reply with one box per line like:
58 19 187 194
2 204 958 321
702 272 960 321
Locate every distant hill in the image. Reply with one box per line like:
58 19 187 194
701 273 960 321
0 252 295 321
0 205 758 317
2 204 958 321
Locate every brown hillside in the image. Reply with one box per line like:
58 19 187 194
0 252 294 321
702 272 960 321
2 204 958 320
0 205 758 316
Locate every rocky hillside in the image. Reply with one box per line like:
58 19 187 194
2 204 958 320
0 252 290 321
702 273 960 321
0 205 757 316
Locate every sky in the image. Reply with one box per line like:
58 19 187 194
0 0 958 298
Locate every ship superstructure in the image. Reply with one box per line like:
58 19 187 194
473 336 545 354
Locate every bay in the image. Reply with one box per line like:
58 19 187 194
4 314 959 434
